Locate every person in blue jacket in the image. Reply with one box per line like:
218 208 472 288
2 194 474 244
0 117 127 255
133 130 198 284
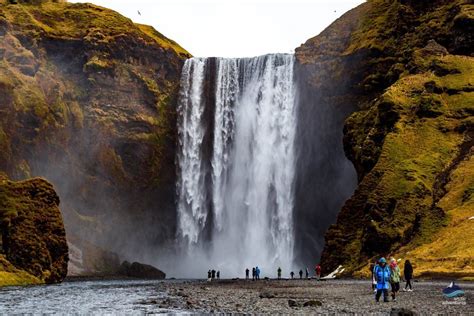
374 257 391 302
255 266 261 280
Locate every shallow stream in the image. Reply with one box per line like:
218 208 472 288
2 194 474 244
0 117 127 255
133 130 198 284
0 279 180 314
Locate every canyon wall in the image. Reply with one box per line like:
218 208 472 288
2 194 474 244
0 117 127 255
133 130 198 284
0 0 190 268
296 0 473 277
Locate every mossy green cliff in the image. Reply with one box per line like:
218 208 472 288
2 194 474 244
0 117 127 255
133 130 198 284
296 0 473 277
0 173 68 286
0 0 190 271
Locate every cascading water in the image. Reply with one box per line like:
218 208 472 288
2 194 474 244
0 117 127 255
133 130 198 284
176 54 297 277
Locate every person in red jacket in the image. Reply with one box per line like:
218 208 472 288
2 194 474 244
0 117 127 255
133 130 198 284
315 264 321 280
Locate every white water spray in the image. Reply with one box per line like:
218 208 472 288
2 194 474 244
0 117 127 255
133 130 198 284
176 54 297 277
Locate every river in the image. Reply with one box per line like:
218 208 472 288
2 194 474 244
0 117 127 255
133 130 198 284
0 279 183 314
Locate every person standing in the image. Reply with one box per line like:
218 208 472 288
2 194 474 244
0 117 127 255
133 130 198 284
255 266 261 280
208 270 212 281
290 271 294 279
403 260 414 291
315 264 321 280
299 269 303 279
370 261 378 293
305 268 309 279
216 271 220 280
389 258 401 301
277 267 282 280
245 268 250 280
211 269 216 280
252 267 256 281
374 257 391 302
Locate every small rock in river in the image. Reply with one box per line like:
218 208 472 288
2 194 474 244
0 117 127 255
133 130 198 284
259 291 275 299
303 300 322 307
390 307 416 316
288 299 298 307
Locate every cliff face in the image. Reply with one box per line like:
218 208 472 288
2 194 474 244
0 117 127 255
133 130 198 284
296 0 473 276
0 1 190 264
0 173 68 286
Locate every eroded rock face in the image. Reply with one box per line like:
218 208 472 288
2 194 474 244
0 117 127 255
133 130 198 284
296 0 473 275
0 1 190 266
0 173 68 284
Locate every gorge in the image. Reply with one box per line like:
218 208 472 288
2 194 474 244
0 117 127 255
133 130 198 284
0 0 472 286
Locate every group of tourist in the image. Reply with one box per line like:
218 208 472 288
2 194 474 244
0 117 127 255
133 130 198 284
371 257 414 302
243 264 323 280
207 269 220 280
283 265 322 280
244 267 261 280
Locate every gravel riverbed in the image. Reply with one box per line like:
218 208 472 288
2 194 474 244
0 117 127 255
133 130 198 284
157 279 473 315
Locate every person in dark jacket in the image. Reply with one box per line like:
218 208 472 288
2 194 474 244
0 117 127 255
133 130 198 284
299 269 303 279
211 269 216 279
245 268 250 280
290 271 294 279
277 267 282 280
305 268 309 279
374 257 391 302
208 270 212 280
216 271 220 279
403 260 414 291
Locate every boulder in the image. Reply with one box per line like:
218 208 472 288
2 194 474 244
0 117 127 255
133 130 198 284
259 291 275 299
118 260 166 279
0 174 68 285
390 307 416 316
303 300 322 307
288 299 299 307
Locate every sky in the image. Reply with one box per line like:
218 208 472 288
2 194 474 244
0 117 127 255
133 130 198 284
70 0 365 58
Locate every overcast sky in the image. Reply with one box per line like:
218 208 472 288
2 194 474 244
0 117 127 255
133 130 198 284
70 0 365 57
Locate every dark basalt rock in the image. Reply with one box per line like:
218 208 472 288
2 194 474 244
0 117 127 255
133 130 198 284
259 291 275 299
118 260 166 279
303 300 322 307
288 299 298 307
390 307 416 316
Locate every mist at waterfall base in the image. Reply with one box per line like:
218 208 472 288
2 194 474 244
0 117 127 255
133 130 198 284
163 54 356 279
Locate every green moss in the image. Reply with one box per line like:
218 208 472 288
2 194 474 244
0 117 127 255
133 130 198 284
0 255 41 287
1 1 191 59
83 55 112 72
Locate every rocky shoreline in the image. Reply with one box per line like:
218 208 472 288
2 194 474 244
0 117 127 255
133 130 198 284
153 279 472 314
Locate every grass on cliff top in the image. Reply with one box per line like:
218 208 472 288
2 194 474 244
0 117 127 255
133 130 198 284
1 2 190 56
345 0 468 55
136 24 189 57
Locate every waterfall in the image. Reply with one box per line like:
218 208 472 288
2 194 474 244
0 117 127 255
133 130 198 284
176 54 296 276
